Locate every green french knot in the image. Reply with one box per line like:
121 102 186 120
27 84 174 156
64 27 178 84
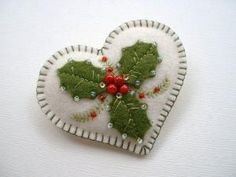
109 93 151 139
119 41 161 88
57 60 106 99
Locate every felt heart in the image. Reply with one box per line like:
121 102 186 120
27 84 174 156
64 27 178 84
36 20 187 155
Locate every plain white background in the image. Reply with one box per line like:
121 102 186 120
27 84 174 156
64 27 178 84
0 0 236 177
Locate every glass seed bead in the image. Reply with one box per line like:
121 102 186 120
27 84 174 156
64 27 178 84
154 42 158 47
141 103 147 110
150 70 156 77
135 80 141 87
129 90 136 96
107 122 113 128
99 82 105 88
151 120 154 125
101 67 106 72
115 63 121 69
122 133 127 140
116 92 122 99
105 105 110 111
85 59 91 64
60 86 65 92
137 137 143 144
67 58 73 63
74 96 80 102
90 91 96 98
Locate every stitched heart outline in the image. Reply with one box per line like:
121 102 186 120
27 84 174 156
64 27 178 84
36 19 187 155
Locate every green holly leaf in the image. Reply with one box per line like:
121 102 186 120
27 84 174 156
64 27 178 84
118 41 161 88
57 60 106 99
109 93 151 139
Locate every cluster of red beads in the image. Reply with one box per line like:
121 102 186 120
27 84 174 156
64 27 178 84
104 70 129 95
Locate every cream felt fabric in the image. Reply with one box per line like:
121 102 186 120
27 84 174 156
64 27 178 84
36 20 187 155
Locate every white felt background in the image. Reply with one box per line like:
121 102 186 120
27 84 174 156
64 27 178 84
0 0 235 177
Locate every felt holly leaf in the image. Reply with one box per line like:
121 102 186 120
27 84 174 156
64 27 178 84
118 41 161 88
58 60 106 99
109 93 151 139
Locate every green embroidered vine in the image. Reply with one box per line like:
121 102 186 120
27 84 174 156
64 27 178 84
71 95 112 122
57 41 163 141
137 77 170 98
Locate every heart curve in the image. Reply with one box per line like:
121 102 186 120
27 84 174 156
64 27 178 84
36 19 187 155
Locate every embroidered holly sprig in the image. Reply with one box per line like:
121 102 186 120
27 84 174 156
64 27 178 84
57 41 162 142
137 78 170 99
71 95 112 122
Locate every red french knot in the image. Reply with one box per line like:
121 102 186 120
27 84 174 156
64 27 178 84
119 84 129 94
138 92 145 99
90 111 97 120
101 56 108 62
98 94 106 102
153 87 160 93
106 66 113 73
104 74 114 84
114 75 124 87
106 84 117 94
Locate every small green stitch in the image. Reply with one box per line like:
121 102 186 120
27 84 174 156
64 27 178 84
137 77 170 98
71 95 112 123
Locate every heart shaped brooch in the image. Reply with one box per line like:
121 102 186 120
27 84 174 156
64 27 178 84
36 20 187 155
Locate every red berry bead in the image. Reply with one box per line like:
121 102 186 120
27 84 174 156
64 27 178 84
104 74 114 84
106 67 113 73
114 75 124 87
106 84 117 94
119 84 129 94
90 111 97 119
139 92 145 99
101 56 108 62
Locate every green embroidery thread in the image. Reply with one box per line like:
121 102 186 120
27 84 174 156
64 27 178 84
57 41 164 141
71 95 112 122
137 78 170 99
